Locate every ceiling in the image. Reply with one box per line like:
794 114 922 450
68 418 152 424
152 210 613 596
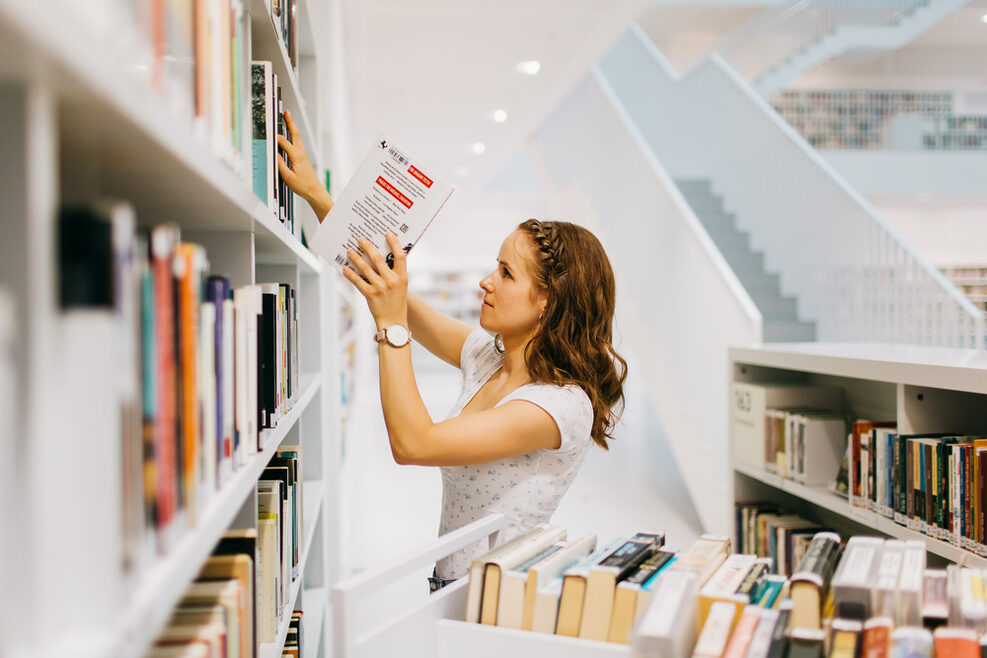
340 0 649 192
336 0 986 196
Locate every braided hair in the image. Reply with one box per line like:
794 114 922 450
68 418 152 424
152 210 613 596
513 219 626 449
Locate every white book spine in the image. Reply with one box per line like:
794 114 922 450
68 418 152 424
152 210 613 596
221 298 235 481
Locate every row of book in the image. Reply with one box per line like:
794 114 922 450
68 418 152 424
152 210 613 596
59 201 301 575
848 421 987 557
252 60 296 234
117 1 303 232
466 523 987 656
147 447 305 657
123 0 253 175
736 503 824 578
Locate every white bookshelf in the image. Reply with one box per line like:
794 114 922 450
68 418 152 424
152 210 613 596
729 343 987 571
0 0 342 656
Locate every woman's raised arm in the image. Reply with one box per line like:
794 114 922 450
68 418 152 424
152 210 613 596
407 292 473 368
277 110 334 221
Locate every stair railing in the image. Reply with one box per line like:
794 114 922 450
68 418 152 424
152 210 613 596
704 0 929 82
599 25 983 349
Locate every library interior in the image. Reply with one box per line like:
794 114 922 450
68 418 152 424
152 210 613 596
1 0 987 657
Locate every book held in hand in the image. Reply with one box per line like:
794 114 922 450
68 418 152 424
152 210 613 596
308 137 454 272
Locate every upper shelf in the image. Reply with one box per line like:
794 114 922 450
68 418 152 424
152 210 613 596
730 343 987 395
0 0 323 273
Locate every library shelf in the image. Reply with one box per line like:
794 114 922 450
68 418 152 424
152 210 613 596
118 374 322 657
0 0 320 271
732 462 987 569
730 343 987 394
730 343 987 574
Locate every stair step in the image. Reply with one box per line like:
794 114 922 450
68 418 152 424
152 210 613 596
749 295 800 322
763 321 816 343
704 228 751 253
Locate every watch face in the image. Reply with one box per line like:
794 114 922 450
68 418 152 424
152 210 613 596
385 324 410 346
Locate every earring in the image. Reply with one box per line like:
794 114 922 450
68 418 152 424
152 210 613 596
494 334 505 354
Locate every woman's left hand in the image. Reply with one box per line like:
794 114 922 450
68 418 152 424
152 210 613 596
344 232 409 329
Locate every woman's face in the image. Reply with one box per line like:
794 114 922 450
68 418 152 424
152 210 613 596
479 230 547 340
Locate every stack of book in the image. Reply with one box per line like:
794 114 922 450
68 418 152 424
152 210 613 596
58 201 302 577
145 488 305 658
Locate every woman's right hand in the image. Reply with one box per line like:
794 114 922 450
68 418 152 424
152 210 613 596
277 110 334 222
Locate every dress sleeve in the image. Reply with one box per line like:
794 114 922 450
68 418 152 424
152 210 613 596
459 327 496 381
510 384 593 454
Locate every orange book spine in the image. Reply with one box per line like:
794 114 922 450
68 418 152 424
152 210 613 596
177 244 201 519
151 229 178 537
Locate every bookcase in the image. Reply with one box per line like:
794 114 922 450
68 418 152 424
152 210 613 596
729 343 987 573
941 265 987 315
408 268 487 325
0 0 344 656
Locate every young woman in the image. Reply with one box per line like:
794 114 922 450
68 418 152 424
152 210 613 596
277 112 627 584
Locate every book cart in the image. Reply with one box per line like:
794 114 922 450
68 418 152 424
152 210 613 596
0 0 349 656
729 343 987 570
330 513 632 658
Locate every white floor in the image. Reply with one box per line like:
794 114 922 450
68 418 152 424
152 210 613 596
338 337 704 581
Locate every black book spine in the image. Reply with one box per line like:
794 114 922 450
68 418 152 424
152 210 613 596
766 604 792 658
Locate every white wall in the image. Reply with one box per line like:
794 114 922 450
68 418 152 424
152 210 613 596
871 197 987 268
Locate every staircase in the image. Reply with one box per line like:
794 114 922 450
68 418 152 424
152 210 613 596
675 179 815 342
752 0 972 99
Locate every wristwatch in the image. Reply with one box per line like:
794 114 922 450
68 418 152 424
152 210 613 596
374 323 412 348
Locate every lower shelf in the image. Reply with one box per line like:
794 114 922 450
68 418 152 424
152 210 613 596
302 587 328 657
435 621 630 658
734 462 987 568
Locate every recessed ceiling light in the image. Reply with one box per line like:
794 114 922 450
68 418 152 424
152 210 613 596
472 142 486 155
516 60 541 75
981 12 987 23
491 109 508 123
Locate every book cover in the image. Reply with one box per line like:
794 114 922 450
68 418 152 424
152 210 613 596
308 136 454 272
578 531 664 640
789 531 841 630
692 600 739 658
555 536 626 637
463 525 545 624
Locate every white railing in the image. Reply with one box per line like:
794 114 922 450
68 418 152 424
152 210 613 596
707 0 929 82
596 26 983 349
527 70 762 536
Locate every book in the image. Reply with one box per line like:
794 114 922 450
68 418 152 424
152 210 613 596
787 628 825 658
179 579 243 658
522 534 597 631
698 553 758 628
789 531 841 630
889 626 933 658
721 604 762 658
555 536 626 636
464 526 548 624
860 616 893 658
745 607 781 658
830 536 884 620
692 600 739 658
895 541 926 626
871 540 904 619
308 136 454 272
765 600 793 658
828 618 863 658
630 569 699 658
608 549 677 643
578 531 664 640
478 525 567 626
731 383 843 472
494 542 565 629
932 627 979 658
198 555 253 658
668 534 732 587
921 569 948 629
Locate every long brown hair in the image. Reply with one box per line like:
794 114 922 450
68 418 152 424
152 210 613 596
516 219 626 449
